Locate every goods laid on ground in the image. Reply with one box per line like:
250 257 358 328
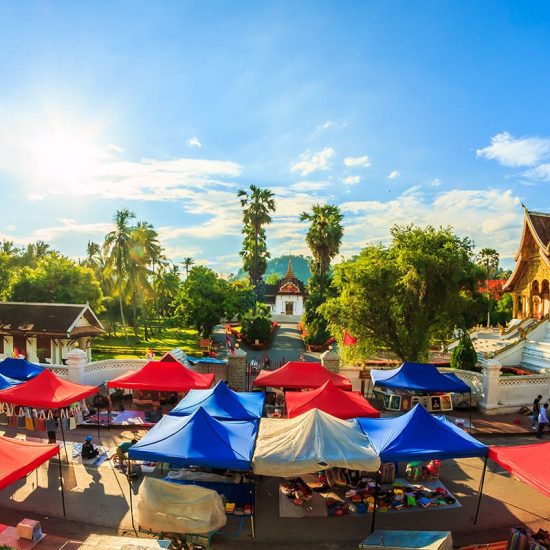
506 527 549 550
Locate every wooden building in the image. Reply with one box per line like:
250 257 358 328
503 209 550 319
0 302 104 364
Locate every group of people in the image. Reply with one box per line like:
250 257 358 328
532 394 549 438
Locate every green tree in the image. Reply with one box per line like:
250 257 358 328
238 185 276 308
450 332 478 371
103 209 136 338
321 224 481 362
174 266 226 337
182 257 195 278
8 254 103 309
300 204 344 299
477 248 500 327
223 279 256 321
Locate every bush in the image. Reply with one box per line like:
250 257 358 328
450 332 478 371
304 316 331 346
241 313 272 343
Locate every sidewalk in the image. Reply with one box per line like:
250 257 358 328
450 409 537 437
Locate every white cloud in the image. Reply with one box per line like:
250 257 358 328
388 170 400 179
317 121 334 130
430 178 442 187
344 155 371 168
288 180 330 191
340 187 522 261
476 131 550 167
6 225 16 232
522 163 550 181
32 219 114 241
290 147 334 176
186 137 202 148
343 175 361 185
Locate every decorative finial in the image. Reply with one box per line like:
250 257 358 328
285 255 294 279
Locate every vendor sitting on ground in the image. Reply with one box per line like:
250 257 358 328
81 435 100 460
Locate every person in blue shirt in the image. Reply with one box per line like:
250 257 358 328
537 403 548 439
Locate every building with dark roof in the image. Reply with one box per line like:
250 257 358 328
263 258 306 316
0 302 103 364
504 208 550 319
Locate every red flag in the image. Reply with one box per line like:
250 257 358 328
343 331 358 346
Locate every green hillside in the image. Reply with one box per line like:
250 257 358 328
233 255 311 283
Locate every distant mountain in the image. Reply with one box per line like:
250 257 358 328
232 255 311 283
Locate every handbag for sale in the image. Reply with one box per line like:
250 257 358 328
34 417 46 432
507 528 530 550
0 411 6 425
24 414 34 431
69 416 77 430
17 409 26 428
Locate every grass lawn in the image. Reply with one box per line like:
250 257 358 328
93 326 201 360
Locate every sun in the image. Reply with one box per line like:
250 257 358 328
26 122 109 191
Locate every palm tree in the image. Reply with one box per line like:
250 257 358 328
103 209 136 338
182 257 195 279
238 185 276 310
477 248 500 327
300 204 344 299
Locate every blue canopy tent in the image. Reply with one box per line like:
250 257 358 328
169 381 265 420
0 358 44 382
358 404 488 532
0 372 20 390
357 404 487 462
129 407 258 471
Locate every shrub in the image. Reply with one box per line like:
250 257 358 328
450 332 478 371
304 317 331 346
241 313 272 343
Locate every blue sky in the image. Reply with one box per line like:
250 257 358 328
0 1 549 272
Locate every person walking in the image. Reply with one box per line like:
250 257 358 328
532 394 543 429
537 403 548 438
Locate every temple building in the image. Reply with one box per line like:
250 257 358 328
264 258 306 316
0 302 104 364
503 209 550 319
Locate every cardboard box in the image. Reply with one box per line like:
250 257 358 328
16 518 42 541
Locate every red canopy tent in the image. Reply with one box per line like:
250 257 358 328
0 369 97 408
0 435 66 516
285 380 380 419
488 442 550 498
0 436 59 491
253 361 353 390
107 360 214 392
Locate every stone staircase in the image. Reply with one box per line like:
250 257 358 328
521 320 550 374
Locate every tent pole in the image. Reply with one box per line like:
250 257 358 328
473 455 488 524
97 407 100 440
469 391 472 435
128 459 138 536
366 378 372 399
370 474 379 534
59 412 69 464
57 449 66 517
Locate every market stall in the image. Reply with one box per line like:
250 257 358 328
129 407 257 471
0 369 97 460
285 380 379 419
169 380 265 420
0 357 44 381
0 372 19 390
107 360 215 423
253 361 352 390
369 362 472 428
0 435 66 515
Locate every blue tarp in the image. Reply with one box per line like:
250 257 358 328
0 372 20 390
0 358 44 382
370 362 471 393
357 404 487 462
187 356 227 365
129 407 258 471
169 381 265 420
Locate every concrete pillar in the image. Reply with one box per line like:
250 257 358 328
227 347 247 391
5 336 14 358
480 358 502 414
66 347 88 384
320 348 340 373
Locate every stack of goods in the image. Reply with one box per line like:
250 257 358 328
405 459 441 482
281 477 314 506
374 482 456 511
507 528 549 549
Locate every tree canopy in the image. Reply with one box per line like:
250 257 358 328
321 224 482 361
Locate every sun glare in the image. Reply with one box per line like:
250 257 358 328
27 122 109 191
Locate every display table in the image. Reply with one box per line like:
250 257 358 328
79 534 171 549
359 530 453 550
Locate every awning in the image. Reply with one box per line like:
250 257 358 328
0 369 97 408
0 373 20 390
285 381 380 419
488 442 550 498
371 362 470 393
107 360 214 392
0 436 59 491
253 361 352 390
0 358 44 381
129 408 257 471
252 408 380 477
357 404 487 462
170 381 265 420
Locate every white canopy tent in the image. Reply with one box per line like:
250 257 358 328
252 408 380 477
